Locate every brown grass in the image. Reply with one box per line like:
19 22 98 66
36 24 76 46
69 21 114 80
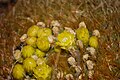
0 0 120 79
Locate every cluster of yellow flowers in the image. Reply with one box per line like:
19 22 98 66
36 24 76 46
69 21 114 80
13 25 52 80
12 21 100 79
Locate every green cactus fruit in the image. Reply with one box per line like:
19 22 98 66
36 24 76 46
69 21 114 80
22 45 35 58
37 28 52 38
35 49 45 57
12 64 24 79
33 64 52 79
89 36 98 48
76 27 89 45
36 37 50 52
56 30 74 49
27 25 39 37
26 37 37 47
23 58 36 72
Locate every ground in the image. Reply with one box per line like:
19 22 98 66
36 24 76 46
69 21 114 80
0 0 120 79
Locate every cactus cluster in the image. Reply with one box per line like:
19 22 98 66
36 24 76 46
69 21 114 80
12 21 100 79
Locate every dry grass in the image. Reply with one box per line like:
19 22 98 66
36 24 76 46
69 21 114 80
0 0 120 79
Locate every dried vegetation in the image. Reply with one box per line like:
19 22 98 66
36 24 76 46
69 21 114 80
0 0 120 79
